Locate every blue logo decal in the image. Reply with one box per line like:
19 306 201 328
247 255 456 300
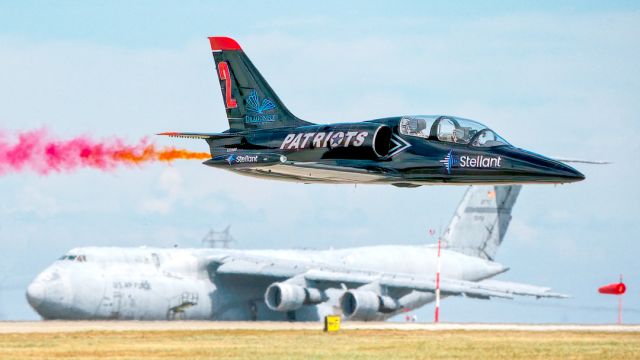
246 90 276 114
439 150 457 174
245 89 277 123
226 154 236 165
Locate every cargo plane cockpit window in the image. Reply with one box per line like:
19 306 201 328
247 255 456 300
58 255 87 262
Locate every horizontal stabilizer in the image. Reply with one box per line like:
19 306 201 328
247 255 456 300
158 132 244 140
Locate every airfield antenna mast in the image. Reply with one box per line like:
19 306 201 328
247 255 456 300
435 237 442 323
201 226 235 248
430 227 441 323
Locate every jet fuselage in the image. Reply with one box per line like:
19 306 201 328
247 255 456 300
199 117 584 186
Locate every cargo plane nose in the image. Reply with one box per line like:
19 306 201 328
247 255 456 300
25 281 46 308
26 267 73 319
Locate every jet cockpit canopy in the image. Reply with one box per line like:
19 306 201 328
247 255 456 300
399 115 510 147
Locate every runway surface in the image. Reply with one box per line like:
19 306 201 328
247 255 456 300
1 321 638 333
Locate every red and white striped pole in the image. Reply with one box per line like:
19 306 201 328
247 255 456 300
618 274 623 325
434 236 442 323
618 294 622 325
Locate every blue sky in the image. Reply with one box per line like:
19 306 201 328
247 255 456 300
0 1 639 322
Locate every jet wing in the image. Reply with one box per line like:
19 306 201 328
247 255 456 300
211 254 567 299
277 160 403 183
287 160 399 175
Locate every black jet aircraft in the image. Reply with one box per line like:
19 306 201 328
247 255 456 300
161 36 585 187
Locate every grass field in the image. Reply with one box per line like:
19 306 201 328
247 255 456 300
1 329 639 359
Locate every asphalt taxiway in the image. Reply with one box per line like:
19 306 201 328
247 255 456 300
1 321 638 333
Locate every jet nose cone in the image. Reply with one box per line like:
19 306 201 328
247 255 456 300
563 164 585 182
550 161 585 183
26 281 46 308
510 148 586 184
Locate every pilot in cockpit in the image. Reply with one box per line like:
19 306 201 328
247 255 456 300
400 117 431 138
400 115 510 147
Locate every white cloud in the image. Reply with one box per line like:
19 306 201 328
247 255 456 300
140 167 183 214
508 218 539 246
4 186 60 217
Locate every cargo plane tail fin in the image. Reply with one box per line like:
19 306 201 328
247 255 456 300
442 185 522 261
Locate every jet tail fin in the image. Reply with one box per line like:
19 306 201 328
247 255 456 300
208 37 313 131
442 185 522 261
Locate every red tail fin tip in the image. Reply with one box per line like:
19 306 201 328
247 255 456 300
208 36 242 51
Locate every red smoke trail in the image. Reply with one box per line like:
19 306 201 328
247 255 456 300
0 129 210 176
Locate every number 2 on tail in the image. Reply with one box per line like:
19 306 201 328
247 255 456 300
217 62 237 109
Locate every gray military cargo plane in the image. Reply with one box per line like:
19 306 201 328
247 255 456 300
26 185 566 321
160 37 585 186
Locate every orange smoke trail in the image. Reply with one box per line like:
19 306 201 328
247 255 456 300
156 147 211 162
112 144 210 164
0 129 210 176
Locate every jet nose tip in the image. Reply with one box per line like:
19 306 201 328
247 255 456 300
558 163 585 182
572 169 586 182
26 281 46 308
